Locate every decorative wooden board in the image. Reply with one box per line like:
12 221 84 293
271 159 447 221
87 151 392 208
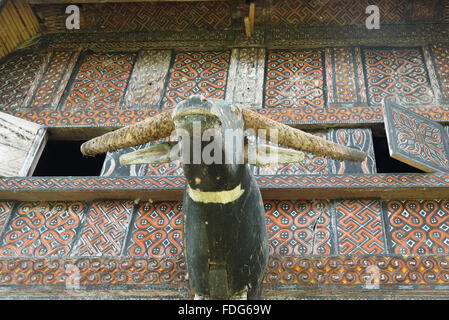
2 173 449 201
0 112 47 177
383 101 449 173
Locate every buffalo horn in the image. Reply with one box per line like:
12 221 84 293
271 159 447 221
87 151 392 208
241 108 366 162
80 111 174 156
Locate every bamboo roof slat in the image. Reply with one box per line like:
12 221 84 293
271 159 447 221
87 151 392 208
0 0 40 59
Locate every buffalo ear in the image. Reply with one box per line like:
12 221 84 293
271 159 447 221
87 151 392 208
244 143 305 166
119 142 180 165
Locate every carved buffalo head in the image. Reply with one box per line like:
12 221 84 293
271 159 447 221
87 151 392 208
81 95 366 169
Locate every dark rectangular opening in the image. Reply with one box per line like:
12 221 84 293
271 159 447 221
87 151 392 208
373 135 424 173
33 140 105 176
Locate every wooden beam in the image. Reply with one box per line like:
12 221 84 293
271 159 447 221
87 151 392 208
244 16 251 37
1 174 449 201
249 1 255 33
24 0 226 3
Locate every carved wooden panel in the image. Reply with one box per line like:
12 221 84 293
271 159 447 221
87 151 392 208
264 50 325 109
383 101 449 172
226 48 265 108
383 200 449 255
61 52 136 110
124 49 171 108
29 51 80 109
363 47 435 107
0 201 86 257
0 52 46 111
160 51 231 110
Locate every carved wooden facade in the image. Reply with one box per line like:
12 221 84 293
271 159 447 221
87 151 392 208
1 0 449 299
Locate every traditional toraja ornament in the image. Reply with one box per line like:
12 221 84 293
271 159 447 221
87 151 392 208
81 95 366 299
384 100 449 173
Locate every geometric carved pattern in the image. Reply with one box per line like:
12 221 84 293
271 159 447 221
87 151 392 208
264 256 449 286
146 160 184 177
270 0 408 27
384 101 449 172
336 200 385 255
0 52 46 110
100 143 151 177
12 104 449 127
384 200 449 255
37 2 231 33
72 200 133 256
429 43 449 102
327 47 367 104
29 51 80 109
1 256 449 289
124 50 171 108
0 201 13 235
4 173 449 194
161 51 230 110
61 53 135 110
264 50 325 108
327 128 376 174
265 200 333 256
363 47 435 107
409 0 441 23
96 2 231 32
0 257 187 286
0 201 85 257
126 202 183 257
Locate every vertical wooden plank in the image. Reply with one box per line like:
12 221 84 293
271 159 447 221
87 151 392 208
249 2 255 33
226 48 265 108
354 47 367 104
324 47 335 105
423 45 443 104
428 44 449 103
18 127 48 176
71 200 134 257
225 48 239 104
0 201 87 257
124 49 171 109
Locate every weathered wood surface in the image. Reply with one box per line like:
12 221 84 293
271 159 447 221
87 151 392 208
0 111 46 177
124 50 172 108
